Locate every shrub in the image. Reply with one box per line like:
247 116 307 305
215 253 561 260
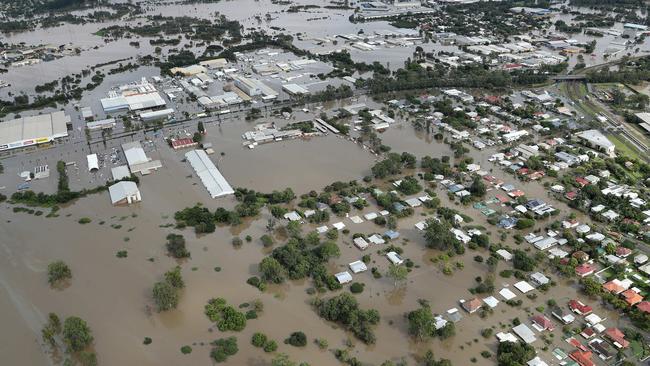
180 345 192 354
315 338 328 350
350 282 365 294
251 333 267 348
232 237 243 247
165 233 190 258
47 260 72 286
78 217 91 224
143 337 152 345
210 337 238 363
263 340 277 352
285 331 307 347
62 316 93 352
204 298 247 331
260 234 274 247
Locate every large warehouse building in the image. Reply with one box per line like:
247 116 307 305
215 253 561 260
0 111 70 151
185 149 234 198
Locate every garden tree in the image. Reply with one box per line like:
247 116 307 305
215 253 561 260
469 176 486 197
315 293 380 344
407 306 436 341
421 350 453 366
371 152 415 178
210 337 238 363
396 176 422 195
512 250 536 272
204 298 247 331
437 322 455 339
174 204 216 233
165 233 190 258
470 234 490 248
497 341 535 366
581 277 603 297
629 308 650 331
259 257 285 283
387 264 408 286
515 218 535 230
286 220 302 238
47 260 72 286
152 281 179 311
164 266 184 289
62 316 93 352
423 219 460 251
421 156 452 176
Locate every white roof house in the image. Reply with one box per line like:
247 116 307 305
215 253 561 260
108 181 141 205
483 296 499 308
513 324 537 344
368 234 385 245
349 260 368 273
364 212 378 220
497 249 513 261
353 237 369 250
514 281 535 294
335 271 353 284
185 149 234 198
530 272 550 286
284 211 301 221
496 332 518 343
527 356 549 366
332 222 346 230
386 251 404 265
499 288 517 301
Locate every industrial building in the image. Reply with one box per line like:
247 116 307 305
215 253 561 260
139 108 174 122
121 141 162 175
282 83 310 96
86 118 116 130
86 154 99 172
233 76 278 99
108 181 141 206
100 78 166 113
0 111 70 151
185 149 234 198
575 130 615 157
101 92 166 113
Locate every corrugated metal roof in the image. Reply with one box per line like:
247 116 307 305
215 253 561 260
185 150 234 198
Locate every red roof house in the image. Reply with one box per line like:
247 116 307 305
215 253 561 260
621 289 643 306
462 298 482 314
615 247 632 258
569 350 595 366
575 263 596 277
603 280 625 294
531 315 554 331
604 327 629 349
637 301 650 313
565 191 578 200
575 177 589 187
580 327 595 339
569 300 592 315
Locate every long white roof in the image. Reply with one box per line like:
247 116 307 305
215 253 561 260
185 149 234 198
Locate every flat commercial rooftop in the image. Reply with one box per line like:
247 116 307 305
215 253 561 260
185 149 234 198
0 111 69 150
